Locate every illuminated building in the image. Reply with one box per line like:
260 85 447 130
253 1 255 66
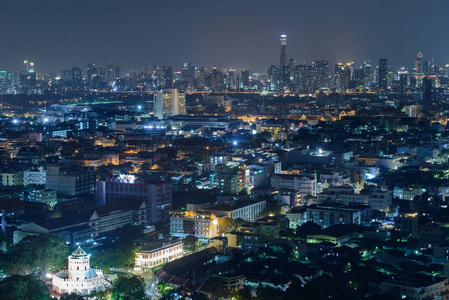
280 33 287 67
135 238 184 269
155 88 186 119
96 174 172 223
169 211 221 242
52 246 107 296
207 199 266 222
394 213 418 237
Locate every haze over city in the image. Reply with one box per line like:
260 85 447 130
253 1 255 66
1 0 449 73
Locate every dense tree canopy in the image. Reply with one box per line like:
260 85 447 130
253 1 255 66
90 224 143 271
110 275 149 300
0 275 51 300
2 235 68 275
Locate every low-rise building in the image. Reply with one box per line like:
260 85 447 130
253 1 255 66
135 239 184 269
381 275 449 300
169 211 221 242
206 200 266 222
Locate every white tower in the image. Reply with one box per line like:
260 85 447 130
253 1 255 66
52 246 107 296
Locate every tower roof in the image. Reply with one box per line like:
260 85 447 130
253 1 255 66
71 246 87 257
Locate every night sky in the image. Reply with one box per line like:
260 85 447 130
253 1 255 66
1 0 448 74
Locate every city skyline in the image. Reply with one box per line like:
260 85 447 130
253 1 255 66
0 0 448 73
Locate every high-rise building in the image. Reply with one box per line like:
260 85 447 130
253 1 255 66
198 66 206 90
415 52 423 73
363 61 372 90
114 66 120 79
241 69 250 88
268 65 279 91
163 66 173 89
422 76 432 102
398 69 409 91
353 68 365 90
72 67 82 87
280 34 287 67
378 58 388 91
314 60 329 90
156 88 186 119
0 71 6 89
87 63 98 88
23 60 29 72
334 63 345 90
154 92 164 120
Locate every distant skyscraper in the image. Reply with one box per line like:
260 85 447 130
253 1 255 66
422 76 432 102
415 52 423 73
267 65 279 91
314 60 329 90
334 63 345 90
241 69 250 88
114 66 120 79
280 34 287 67
72 67 82 87
87 64 98 88
163 66 173 89
363 61 372 90
23 60 29 72
0 71 6 89
198 66 206 90
378 58 388 91
29 62 35 73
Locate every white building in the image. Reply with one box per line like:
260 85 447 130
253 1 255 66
52 246 107 296
135 239 184 269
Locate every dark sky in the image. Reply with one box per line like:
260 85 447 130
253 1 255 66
1 0 448 74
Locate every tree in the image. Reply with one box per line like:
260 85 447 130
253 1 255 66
296 222 321 238
4 235 68 275
60 293 85 300
183 235 201 252
90 225 143 271
110 275 149 300
204 277 229 299
0 275 51 300
88 289 110 300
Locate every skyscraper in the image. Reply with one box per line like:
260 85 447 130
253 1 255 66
363 61 372 90
314 60 329 90
378 58 388 91
158 88 186 118
280 34 287 67
72 67 82 87
415 52 423 74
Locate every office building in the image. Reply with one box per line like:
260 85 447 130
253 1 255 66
280 34 287 67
